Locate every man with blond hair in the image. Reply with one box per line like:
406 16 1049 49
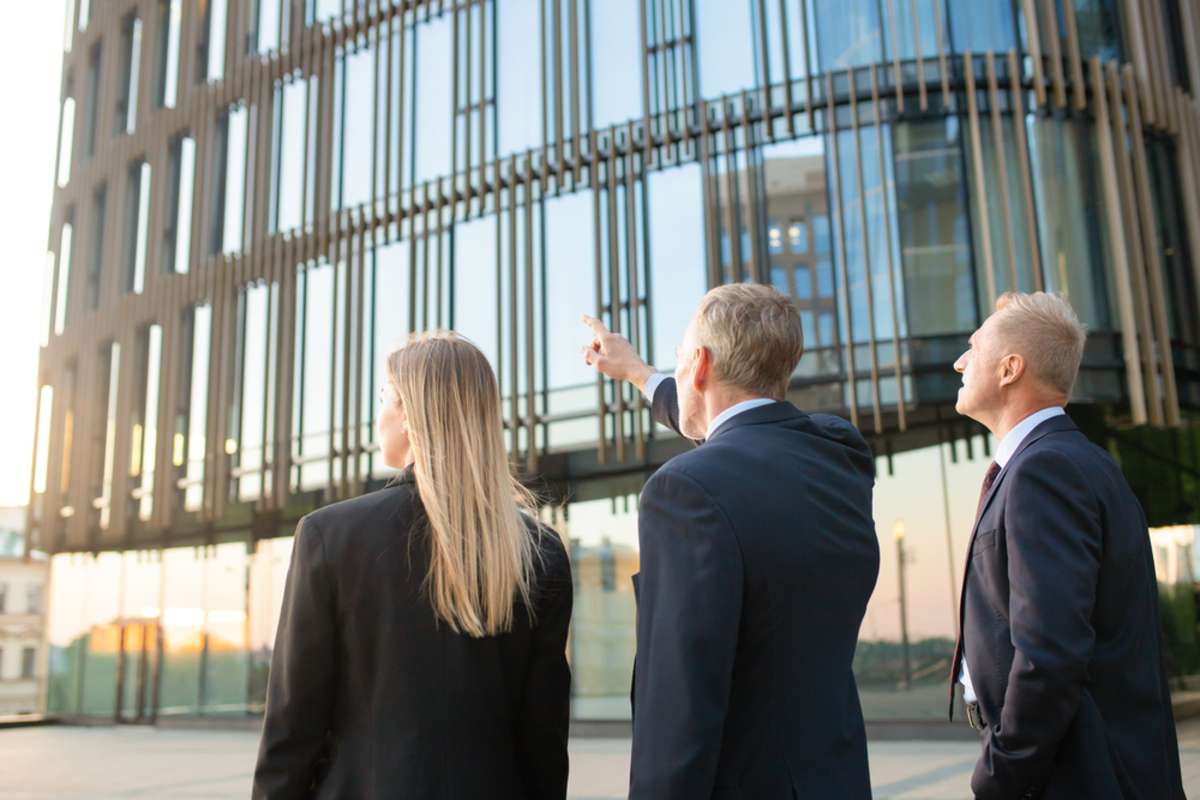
951 291 1183 799
583 283 879 799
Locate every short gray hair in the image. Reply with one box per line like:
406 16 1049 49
989 292 1087 398
692 283 804 399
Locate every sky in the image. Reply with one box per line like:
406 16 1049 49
0 5 64 507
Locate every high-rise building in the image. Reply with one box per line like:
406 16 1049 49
33 0 1200 724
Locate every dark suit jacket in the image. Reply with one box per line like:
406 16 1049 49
629 377 880 799
955 413 1184 799
252 466 572 799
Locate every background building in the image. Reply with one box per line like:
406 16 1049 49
0 508 48 717
32 0 1200 724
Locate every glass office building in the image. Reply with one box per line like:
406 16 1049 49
32 0 1200 723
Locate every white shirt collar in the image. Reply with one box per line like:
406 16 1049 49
995 406 1066 469
706 398 777 440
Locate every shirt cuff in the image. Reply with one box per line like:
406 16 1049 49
643 373 666 403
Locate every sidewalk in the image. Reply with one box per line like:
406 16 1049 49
2 720 1199 798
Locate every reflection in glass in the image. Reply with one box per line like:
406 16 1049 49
46 554 89 714
132 325 163 522
811 0 882 71
567 494 639 720
96 343 121 530
294 263 334 490
1028 118 1111 329
497 0 541 157
696 0 756 97
202 543 249 714
272 80 308 232
159 547 203 715
126 161 152 294
333 47 375 210
56 98 75 188
207 0 227 82
157 0 181 108
33 386 53 496
1145 139 1198 344
1068 0 1122 61
116 16 142 135
893 119 976 336
648 164 707 369
182 305 211 512
452 216 499 366
54 222 73 336
415 16 452 185
220 106 249 255
79 554 121 715
167 135 195 274
589 0 641 130
236 284 276 501
945 0 1018 55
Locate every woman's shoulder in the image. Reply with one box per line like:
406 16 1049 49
522 517 572 586
302 480 420 546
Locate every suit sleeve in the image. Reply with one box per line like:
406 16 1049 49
515 541 573 800
971 450 1102 800
649 377 701 443
253 516 339 799
629 468 743 800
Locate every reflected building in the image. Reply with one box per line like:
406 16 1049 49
32 0 1200 724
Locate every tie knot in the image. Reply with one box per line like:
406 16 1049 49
982 461 1001 492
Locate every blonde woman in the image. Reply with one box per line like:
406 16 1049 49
253 332 572 800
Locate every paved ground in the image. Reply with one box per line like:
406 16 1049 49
3 720 1200 798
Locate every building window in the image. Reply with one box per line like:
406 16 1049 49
157 0 182 108
63 0 76 52
271 78 313 233
21 647 35 679
213 105 249 255
130 325 163 522
332 45 375 210
56 97 75 187
83 43 101 159
86 187 106 309
125 162 152 294
307 0 341 26
231 284 277 502
27 585 43 616
177 305 211 512
165 135 196 274
53 219 74 336
95 342 121 531
206 0 228 83
252 0 285 55
78 0 90 31
60 366 77 498
33 386 54 497
116 14 143 135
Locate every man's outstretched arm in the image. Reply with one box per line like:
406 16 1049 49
581 315 688 438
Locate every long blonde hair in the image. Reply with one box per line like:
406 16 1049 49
386 332 540 638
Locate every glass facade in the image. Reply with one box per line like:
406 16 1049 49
36 0 1200 723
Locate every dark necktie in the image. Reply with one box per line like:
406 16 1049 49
975 461 1001 523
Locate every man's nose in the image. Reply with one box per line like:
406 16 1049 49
953 353 967 374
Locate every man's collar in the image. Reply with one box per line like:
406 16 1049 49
706 397 777 440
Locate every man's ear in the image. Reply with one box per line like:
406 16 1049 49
691 346 711 392
998 353 1025 388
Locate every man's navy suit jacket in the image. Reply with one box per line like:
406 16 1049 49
629 377 880 799
957 413 1184 799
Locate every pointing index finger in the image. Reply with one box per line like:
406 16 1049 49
581 314 609 337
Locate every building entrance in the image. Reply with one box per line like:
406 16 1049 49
114 620 159 724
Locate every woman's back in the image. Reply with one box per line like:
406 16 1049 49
252 468 572 799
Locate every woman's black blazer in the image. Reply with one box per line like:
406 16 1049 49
252 467 572 799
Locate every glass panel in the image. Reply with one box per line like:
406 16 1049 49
543 191 598 448
762 0 811 84
452 216 499 366
54 222 73 336
295 263 334 490
202 542 249 714
84 44 101 158
125 17 142 133
335 46 375 210
96 343 121 530
40 253 54 347
1145 139 1198 345
135 325 163 521
248 536 293 711
1027 117 1110 329
810 0 883 71
79 553 122 715
497 0 541 157
56 97 75 187
221 106 249 255
78 0 90 31
273 79 307 232
60 366 76 497
370 241 409 479
568 493 639 720
63 0 76 52
86 188 106 309
127 162 151 294
159 547 203 715
167 135 195 274
309 0 341 25
1070 0 1122 62
158 0 181 108
893 119 976 336
857 439 988 719
183 305 211 512
207 0 226 82
647 164 707 370
236 284 274 501
945 0 1018 54
414 16 452 185
589 0 641 130
33 386 53 496
696 0 756 97
256 0 281 54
